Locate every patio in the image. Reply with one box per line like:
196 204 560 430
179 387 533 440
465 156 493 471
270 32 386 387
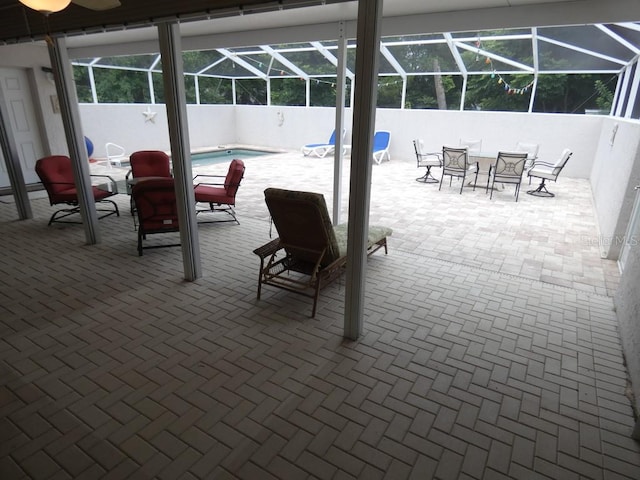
1 151 637 479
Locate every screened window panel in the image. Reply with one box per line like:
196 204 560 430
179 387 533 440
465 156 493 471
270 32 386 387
235 79 267 105
278 50 336 75
94 54 159 69
538 41 625 71
386 43 457 73
201 58 256 77
73 66 93 103
199 77 233 104
538 25 635 62
405 75 462 110
271 77 306 106
182 50 224 73
94 69 151 103
241 54 292 76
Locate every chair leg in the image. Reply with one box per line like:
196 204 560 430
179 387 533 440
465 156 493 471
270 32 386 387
416 166 439 183
526 178 555 197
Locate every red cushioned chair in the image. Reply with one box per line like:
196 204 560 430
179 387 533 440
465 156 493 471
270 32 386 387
193 159 245 224
131 177 180 256
125 150 172 214
35 155 119 226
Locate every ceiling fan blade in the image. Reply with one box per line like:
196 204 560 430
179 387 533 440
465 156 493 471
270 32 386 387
72 0 121 11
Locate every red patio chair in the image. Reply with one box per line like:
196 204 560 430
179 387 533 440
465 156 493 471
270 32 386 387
193 159 245 224
125 150 172 213
131 177 180 256
35 155 119 226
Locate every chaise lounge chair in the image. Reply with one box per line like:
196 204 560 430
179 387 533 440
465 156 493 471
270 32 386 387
253 187 392 317
301 129 344 158
372 131 391 164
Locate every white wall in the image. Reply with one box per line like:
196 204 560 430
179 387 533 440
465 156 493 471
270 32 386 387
371 109 602 179
615 233 640 431
590 118 640 258
79 104 237 158
79 104 604 179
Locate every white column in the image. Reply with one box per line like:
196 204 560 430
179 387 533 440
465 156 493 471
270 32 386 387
157 22 202 281
344 0 383 340
333 22 348 225
48 36 100 244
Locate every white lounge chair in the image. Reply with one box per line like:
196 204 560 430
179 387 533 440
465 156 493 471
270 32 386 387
372 131 391 164
301 130 342 158
105 142 128 167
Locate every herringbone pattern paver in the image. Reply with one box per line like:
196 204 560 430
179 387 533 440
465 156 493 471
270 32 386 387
0 152 638 479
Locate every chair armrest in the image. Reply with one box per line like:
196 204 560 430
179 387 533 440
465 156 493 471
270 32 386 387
90 174 118 194
253 238 282 260
529 160 556 168
193 174 225 187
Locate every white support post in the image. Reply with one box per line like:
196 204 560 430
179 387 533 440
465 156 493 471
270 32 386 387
157 22 202 281
48 36 100 244
344 0 383 340
333 22 347 226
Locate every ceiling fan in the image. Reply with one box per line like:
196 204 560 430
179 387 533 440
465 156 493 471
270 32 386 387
18 0 121 15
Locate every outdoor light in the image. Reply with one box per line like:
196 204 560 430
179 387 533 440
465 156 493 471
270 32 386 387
19 0 71 15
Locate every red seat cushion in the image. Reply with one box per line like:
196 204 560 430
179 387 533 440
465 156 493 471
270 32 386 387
194 185 234 205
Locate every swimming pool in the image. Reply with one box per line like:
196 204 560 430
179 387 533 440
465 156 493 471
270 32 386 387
191 148 278 166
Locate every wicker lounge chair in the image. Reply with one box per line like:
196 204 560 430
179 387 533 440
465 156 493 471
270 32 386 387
253 187 392 317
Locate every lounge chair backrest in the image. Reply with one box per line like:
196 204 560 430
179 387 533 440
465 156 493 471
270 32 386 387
374 131 390 151
130 150 172 178
554 148 572 171
35 155 75 197
132 178 179 232
224 159 246 197
328 130 337 145
264 188 340 266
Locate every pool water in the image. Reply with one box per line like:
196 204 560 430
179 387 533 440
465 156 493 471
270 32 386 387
191 148 277 166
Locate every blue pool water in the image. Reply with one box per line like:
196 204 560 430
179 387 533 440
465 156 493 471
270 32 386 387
191 148 277 166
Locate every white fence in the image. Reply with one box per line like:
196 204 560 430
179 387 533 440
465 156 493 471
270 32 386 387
80 104 607 179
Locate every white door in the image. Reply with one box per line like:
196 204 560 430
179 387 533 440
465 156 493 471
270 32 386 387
0 67 45 188
619 186 640 272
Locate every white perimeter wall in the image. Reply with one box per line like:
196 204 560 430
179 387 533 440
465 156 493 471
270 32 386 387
82 104 605 179
590 117 640 259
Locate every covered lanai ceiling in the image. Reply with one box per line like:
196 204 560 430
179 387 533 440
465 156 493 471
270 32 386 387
3 0 640 51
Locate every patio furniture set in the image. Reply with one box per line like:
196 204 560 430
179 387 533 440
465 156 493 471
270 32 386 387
35 151 245 255
36 150 392 317
414 138 572 201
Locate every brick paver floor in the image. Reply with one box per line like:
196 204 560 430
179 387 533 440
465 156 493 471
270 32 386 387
1 150 638 479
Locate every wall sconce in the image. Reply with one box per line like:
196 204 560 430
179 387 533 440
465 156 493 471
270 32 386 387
19 0 71 15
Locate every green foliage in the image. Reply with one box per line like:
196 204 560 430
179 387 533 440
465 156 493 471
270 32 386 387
310 78 351 107
72 35 618 112
199 77 233 104
595 79 614 111
236 79 267 105
93 68 150 104
466 74 533 112
377 76 402 108
271 78 305 106
533 74 615 113
405 75 461 110
73 66 93 103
